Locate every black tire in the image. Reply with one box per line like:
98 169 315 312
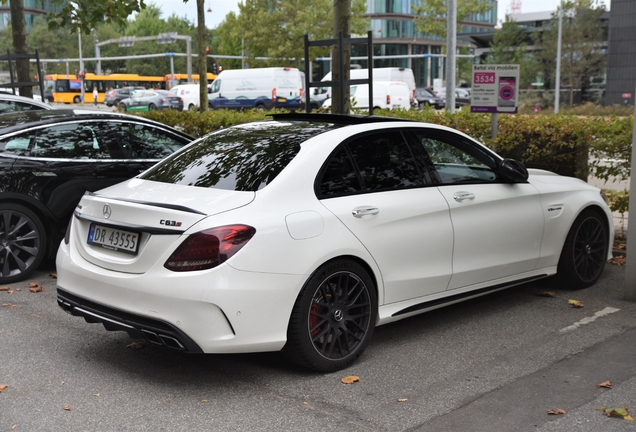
73 96 81 104
557 208 609 290
148 103 156 110
283 259 377 372
255 104 265 111
0 203 47 284
188 103 196 111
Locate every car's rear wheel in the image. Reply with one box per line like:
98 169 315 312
188 103 196 110
148 103 156 110
73 96 81 104
557 208 608 290
283 259 377 372
0 203 47 284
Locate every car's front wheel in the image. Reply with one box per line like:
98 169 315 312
0 203 47 284
283 259 377 372
557 208 609 289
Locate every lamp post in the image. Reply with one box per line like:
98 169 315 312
555 0 563 114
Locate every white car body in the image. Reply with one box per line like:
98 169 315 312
320 68 417 104
168 84 201 110
322 81 411 112
56 116 613 371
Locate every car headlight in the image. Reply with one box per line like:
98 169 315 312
600 190 610 205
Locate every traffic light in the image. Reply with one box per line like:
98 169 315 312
212 63 218 74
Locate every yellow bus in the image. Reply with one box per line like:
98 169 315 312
165 73 217 89
44 73 167 104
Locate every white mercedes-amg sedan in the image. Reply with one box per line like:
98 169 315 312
56 113 613 371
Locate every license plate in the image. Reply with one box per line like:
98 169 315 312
88 223 140 255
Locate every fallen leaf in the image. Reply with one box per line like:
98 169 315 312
0 286 8 291
49 273 57 279
0 384 8 393
609 256 626 266
398 398 408 402
201 400 209 403
568 299 584 308
303 402 308 405
63 404 71 411
11 425 17 430
15 288 21 291
341 375 360 385
7 290 13 294
548 408 567 415
597 380 613 389
600 407 633 420
93 393 100 397
61 381 65 385
536 291 556 297
29 284 43 293
2 303 16 307
126 341 145 350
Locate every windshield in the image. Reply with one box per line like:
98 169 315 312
140 120 338 191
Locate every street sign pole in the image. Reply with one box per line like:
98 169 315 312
625 82 636 300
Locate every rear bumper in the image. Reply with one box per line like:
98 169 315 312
57 288 203 353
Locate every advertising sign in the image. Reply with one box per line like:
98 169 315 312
470 64 520 114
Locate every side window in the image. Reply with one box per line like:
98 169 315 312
0 101 41 113
319 147 362 196
348 132 424 192
210 79 221 93
0 132 34 155
413 131 499 184
104 122 186 159
30 124 110 159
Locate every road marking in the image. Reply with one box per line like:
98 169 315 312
559 307 621 333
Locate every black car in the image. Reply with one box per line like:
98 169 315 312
0 110 193 283
104 87 146 107
415 88 445 110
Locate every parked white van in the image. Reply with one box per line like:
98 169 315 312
322 81 411 112
316 68 416 106
208 67 303 110
168 83 200 110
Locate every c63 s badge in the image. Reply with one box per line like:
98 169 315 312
160 219 182 227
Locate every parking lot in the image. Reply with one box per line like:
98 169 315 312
2 260 634 431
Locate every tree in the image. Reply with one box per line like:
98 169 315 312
487 15 538 88
413 0 494 40
532 0 606 105
237 0 367 69
47 0 146 34
6 0 32 98
210 12 243 70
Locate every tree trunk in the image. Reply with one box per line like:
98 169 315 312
197 0 208 112
331 0 351 114
10 0 33 98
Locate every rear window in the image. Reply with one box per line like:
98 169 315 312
140 120 337 191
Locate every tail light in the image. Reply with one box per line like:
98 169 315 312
64 217 72 245
386 94 391 105
164 225 256 272
161 98 167 102
272 88 277 100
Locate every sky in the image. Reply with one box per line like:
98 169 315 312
157 0 611 30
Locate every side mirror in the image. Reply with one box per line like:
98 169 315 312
499 158 528 183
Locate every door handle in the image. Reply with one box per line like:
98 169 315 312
352 207 379 218
453 192 475 202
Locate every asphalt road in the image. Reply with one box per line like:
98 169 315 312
2 260 634 431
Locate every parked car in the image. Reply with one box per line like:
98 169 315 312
0 109 193 284
436 87 471 108
118 90 184 112
208 67 303 110
103 87 145 107
167 84 200 110
56 113 613 372
415 87 445 110
0 92 53 113
322 81 411 112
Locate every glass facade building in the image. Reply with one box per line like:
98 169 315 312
0 0 64 33
325 0 498 87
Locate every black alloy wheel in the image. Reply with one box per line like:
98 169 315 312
557 208 608 290
0 204 47 284
148 103 157 110
283 259 377 371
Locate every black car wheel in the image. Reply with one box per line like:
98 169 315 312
148 103 157 110
0 204 47 284
283 259 377 372
73 96 81 104
557 208 608 290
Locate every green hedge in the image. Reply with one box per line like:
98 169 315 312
138 107 632 184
